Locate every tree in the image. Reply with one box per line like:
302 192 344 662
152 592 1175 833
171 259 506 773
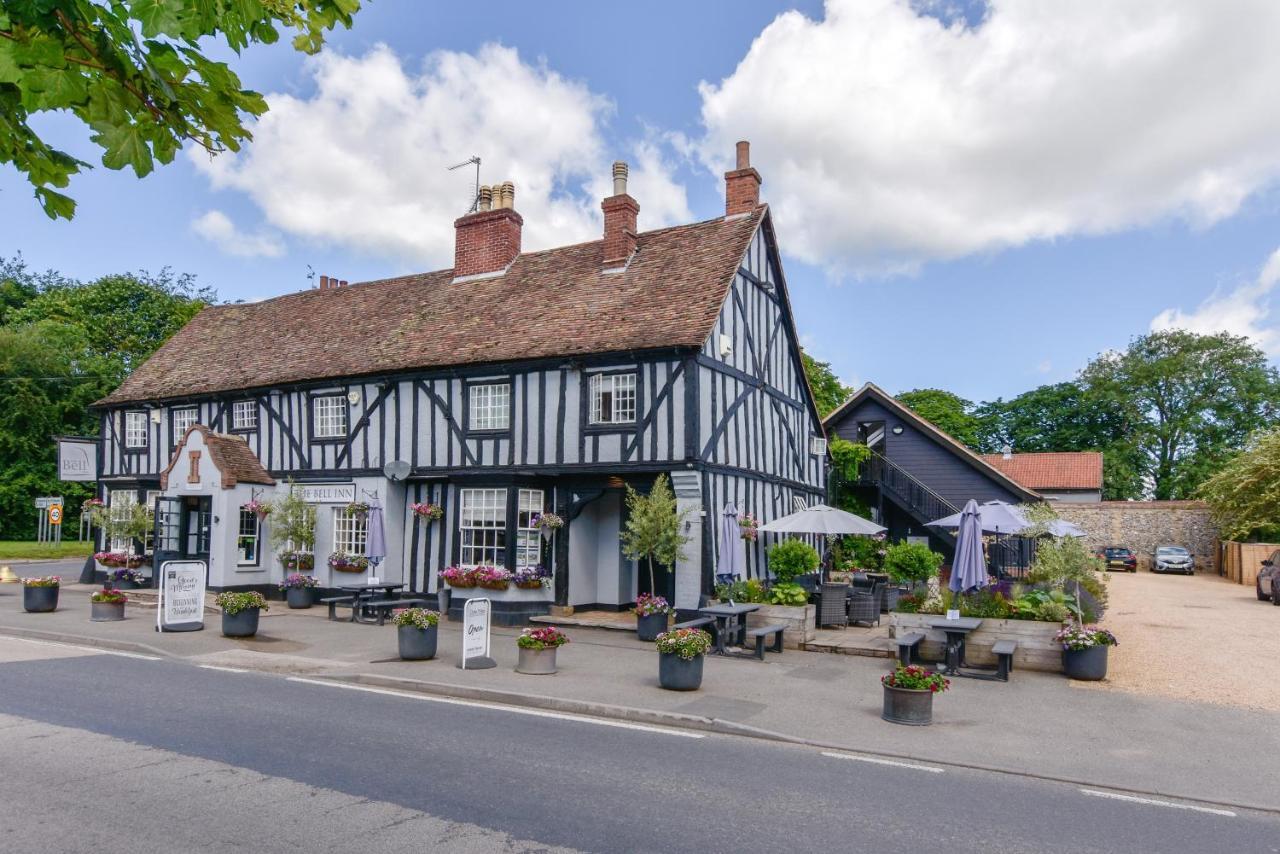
896 388 983 448
620 474 690 596
1198 429 1280 541
1080 330 1280 500
1 1 361 219
800 350 852 417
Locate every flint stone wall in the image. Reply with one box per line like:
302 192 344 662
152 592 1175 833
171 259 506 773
1053 501 1218 573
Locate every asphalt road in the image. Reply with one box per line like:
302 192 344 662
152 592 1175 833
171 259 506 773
0 637 1276 854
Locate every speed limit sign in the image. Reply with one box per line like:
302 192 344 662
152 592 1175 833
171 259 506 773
47 504 63 526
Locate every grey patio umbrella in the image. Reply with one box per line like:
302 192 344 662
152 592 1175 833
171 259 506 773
716 502 747 582
365 500 386 575
949 499 987 594
1043 518 1086 538
757 503 886 536
927 500 1030 535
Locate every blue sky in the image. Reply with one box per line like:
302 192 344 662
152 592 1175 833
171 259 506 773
3 0 1279 405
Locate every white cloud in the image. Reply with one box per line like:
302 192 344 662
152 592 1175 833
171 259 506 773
191 44 690 268
1151 247 1280 355
697 0 1280 274
1036 359 1052 374
190 210 285 258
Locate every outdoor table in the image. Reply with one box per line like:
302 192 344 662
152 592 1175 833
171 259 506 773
336 582 406 624
928 617 983 674
699 603 761 654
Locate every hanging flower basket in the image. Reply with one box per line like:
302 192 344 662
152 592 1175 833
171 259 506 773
344 501 370 518
532 512 563 541
94 551 147 570
328 551 370 573
441 566 477 588
410 502 444 522
474 566 512 590
242 499 271 521
738 513 760 542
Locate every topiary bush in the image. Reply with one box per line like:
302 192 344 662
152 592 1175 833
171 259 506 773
882 541 944 584
767 539 820 583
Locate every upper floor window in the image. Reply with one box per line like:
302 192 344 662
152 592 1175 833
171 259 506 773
124 411 149 449
312 394 348 439
172 407 198 440
469 382 510 431
589 373 636 425
232 400 258 431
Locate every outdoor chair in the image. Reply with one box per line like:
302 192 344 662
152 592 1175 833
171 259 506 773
847 581 883 627
818 583 850 628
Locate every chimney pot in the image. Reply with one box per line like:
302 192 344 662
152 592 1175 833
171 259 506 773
602 161 639 268
612 161 629 196
477 185 493 212
499 181 515 210
453 183 523 278
339 280 348 288
319 275 329 289
736 140 750 169
724 139 762 216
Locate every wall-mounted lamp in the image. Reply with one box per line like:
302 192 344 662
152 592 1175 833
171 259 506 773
891 424 904 435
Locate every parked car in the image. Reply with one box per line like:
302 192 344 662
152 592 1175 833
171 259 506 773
1257 549 1280 602
1096 546 1138 572
1151 545 1194 575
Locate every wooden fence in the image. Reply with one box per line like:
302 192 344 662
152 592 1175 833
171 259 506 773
1220 541 1279 586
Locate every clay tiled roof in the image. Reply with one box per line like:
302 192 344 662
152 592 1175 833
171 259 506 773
980 452 1103 491
99 210 765 405
160 426 275 489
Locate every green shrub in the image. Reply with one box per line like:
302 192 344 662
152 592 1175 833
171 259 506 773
767 539 819 583
767 582 808 606
714 578 768 603
882 541 943 584
836 535 885 571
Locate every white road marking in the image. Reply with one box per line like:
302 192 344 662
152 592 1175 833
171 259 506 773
198 664 249 673
821 751 945 773
1079 789 1236 817
1 636 160 661
286 676 705 739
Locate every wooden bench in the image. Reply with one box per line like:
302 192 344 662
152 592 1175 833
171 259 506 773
359 597 430 626
991 639 1017 681
746 624 786 660
320 595 356 622
896 631 925 666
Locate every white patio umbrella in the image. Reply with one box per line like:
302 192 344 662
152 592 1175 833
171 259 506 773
757 503 886 536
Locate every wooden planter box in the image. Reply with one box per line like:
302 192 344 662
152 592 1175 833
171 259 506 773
745 603 815 649
889 613 1064 673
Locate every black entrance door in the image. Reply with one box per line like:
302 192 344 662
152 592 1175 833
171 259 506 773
183 496 213 565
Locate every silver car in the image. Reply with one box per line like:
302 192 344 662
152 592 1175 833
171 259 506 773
1152 545 1194 575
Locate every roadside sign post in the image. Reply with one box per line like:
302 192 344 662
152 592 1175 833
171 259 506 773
156 560 207 633
459 597 496 669
34 496 64 545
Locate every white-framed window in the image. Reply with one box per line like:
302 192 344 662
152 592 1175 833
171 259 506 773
460 488 506 568
172 407 198 439
332 507 368 555
313 395 348 439
469 382 510 431
232 400 258 430
143 490 158 553
237 509 260 565
108 489 136 552
124 411 148 449
589 373 636 425
515 488 544 569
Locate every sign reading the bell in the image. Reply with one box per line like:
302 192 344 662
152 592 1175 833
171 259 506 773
460 597 495 670
56 438 97 482
157 560 207 633
298 482 356 504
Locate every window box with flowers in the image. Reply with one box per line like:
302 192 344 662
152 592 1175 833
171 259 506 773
655 628 713 691
90 588 127 622
344 501 370 519
633 593 672 641
328 552 369 574
512 565 550 590
441 566 477 588
881 663 950 725
410 502 444 522
95 551 147 569
474 566 512 590
22 576 60 613
515 626 569 675
279 573 319 609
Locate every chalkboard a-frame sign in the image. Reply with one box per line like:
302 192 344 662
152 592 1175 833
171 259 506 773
157 560 207 632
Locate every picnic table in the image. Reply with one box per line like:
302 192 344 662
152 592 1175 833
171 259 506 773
699 603 761 655
929 616 983 675
336 582 406 624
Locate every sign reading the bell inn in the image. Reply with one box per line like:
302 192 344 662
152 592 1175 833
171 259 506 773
298 483 356 504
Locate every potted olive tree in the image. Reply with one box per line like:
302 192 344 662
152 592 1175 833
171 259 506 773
90 588 127 621
392 607 441 661
279 573 318 609
271 481 317 577
1056 623 1118 680
655 627 713 691
86 499 153 584
216 591 268 637
621 474 690 609
22 576 60 612
881 663 950 725
515 626 569 675
633 593 672 642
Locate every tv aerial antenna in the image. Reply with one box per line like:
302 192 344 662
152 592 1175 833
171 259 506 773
448 155 482 212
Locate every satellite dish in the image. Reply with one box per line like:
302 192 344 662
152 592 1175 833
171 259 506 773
383 460 411 482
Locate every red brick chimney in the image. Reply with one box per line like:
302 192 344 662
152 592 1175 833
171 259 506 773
317 276 348 290
454 180 522 278
724 140 762 217
601 161 639 268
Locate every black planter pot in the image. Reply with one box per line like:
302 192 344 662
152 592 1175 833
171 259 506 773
882 684 934 725
285 587 313 609
658 651 705 691
1063 645 1109 681
636 611 669 642
23 586 58 613
222 608 261 638
397 625 438 661
91 601 125 622
113 579 139 590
